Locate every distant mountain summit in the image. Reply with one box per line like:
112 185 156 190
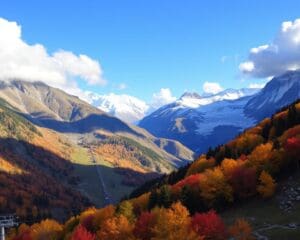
87 93 149 124
139 71 300 154
174 88 259 109
139 88 259 153
180 92 202 99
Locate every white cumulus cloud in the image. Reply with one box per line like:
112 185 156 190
239 18 300 78
150 88 176 110
239 61 254 72
53 51 104 85
203 81 224 94
0 17 105 96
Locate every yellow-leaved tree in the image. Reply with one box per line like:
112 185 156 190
151 202 200 240
97 215 134 240
30 219 62 240
199 167 233 207
186 155 215 176
248 143 273 170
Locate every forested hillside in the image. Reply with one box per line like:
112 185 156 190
0 99 91 222
8 99 300 239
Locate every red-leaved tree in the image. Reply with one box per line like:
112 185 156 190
285 137 300 169
191 210 227 240
13 231 31 240
229 166 257 198
133 211 155 240
71 225 95 240
173 174 203 191
285 137 300 157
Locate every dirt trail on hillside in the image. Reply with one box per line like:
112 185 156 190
89 149 113 205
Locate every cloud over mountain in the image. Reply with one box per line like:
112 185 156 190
240 18 300 78
203 82 224 94
150 88 176 110
0 18 105 94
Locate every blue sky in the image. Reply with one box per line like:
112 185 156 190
1 0 300 102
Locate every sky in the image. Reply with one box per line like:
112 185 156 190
1 0 300 105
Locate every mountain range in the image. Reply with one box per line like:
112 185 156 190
139 70 300 153
1 70 299 222
87 88 260 124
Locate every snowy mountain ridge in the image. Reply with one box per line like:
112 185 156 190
177 88 260 109
139 70 300 153
87 88 259 123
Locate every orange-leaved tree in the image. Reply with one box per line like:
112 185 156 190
228 218 254 240
257 171 276 198
29 219 62 240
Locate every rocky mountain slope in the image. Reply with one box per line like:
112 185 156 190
245 70 300 120
0 80 193 165
139 70 300 153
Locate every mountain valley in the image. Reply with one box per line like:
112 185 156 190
0 80 194 222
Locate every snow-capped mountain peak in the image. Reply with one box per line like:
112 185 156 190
86 92 149 123
84 87 260 123
175 88 260 109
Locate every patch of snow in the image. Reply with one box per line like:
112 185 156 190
195 98 256 136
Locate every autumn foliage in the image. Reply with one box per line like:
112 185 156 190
228 218 254 240
9 202 252 240
97 215 134 240
191 210 227 240
229 165 257 199
71 225 95 240
133 212 155 240
8 100 300 240
173 173 203 191
257 171 276 198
